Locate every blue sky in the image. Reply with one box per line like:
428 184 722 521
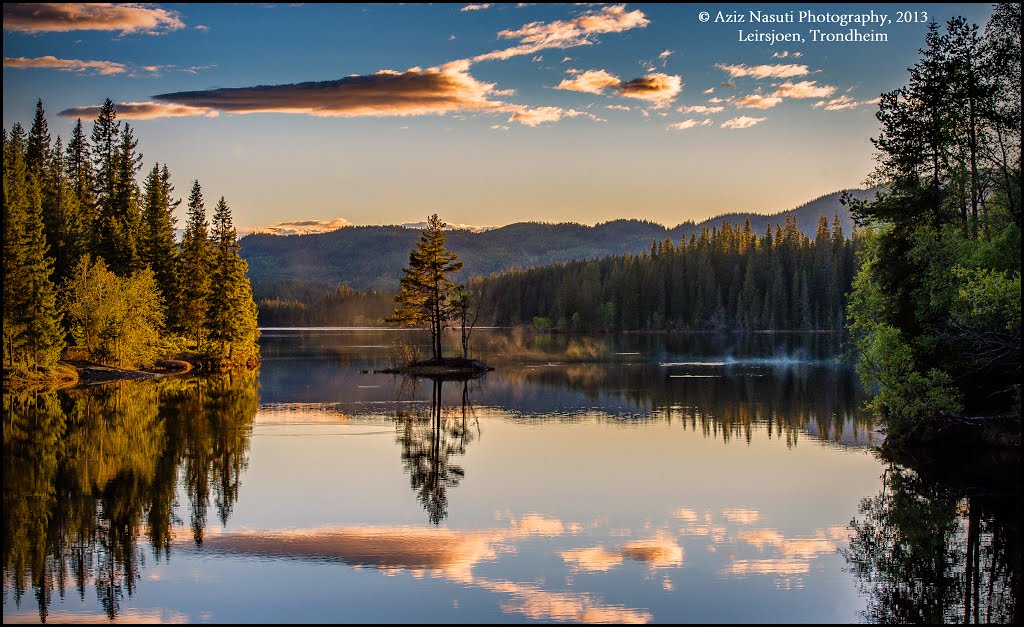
3 3 997 233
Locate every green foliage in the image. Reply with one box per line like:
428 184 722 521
532 316 554 331
478 215 855 332
3 123 65 372
846 6 1022 430
205 197 260 366
140 163 180 327
178 180 211 349
387 214 464 360
61 256 164 368
4 100 262 382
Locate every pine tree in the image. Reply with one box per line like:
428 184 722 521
42 136 85 285
140 163 180 327
94 122 142 275
26 99 51 180
178 180 211 350
2 124 64 370
205 196 260 364
66 119 97 245
387 214 463 360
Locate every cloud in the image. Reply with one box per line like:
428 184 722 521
461 3 491 10
658 49 673 59
720 115 766 129
555 68 621 94
735 94 782 109
721 509 760 525
3 3 184 34
770 80 836 99
718 81 736 89
561 535 683 573
3 55 126 75
490 124 510 131
507 106 604 127
59 101 219 120
703 87 715 94
667 119 699 131
148 61 511 118
676 104 723 114
240 218 353 236
770 50 801 59
812 95 880 111
605 104 631 111
716 63 809 79
472 4 649 63
618 72 681 106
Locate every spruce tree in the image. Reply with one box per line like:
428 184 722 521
2 124 64 370
66 119 97 245
206 196 260 364
179 180 211 350
140 163 180 326
42 136 85 285
387 214 463 360
94 121 142 275
26 99 51 180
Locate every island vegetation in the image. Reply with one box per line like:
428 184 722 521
382 214 490 377
3 99 260 387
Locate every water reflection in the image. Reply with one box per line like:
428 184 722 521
3 330 1020 623
843 450 1021 624
395 378 478 525
2 373 259 622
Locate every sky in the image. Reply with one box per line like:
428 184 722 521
2 3 998 233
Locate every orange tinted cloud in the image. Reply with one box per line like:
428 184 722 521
735 94 783 109
59 101 218 119
146 61 510 119
3 55 125 75
473 4 649 63
667 119 699 131
716 63 810 79
556 69 622 94
676 104 723 114
720 115 766 129
239 218 353 237
3 3 184 34
812 95 880 111
770 81 836 99
619 73 682 106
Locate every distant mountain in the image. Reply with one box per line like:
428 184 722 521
240 187 882 292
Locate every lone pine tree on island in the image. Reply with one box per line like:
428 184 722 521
386 214 489 375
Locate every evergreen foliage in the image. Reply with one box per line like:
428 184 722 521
387 214 464 360
846 5 1021 434
206 197 260 365
476 215 855 332
3 100 261 377
3 124 65 371
178 180 212 351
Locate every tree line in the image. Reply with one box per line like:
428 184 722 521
475 214 857 333
3 99 260 376
846 5 1021 435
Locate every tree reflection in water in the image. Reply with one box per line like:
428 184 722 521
843 450 1020 624
2 371 259 621
395 376 480 525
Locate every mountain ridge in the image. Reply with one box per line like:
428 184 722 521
240 187 882 292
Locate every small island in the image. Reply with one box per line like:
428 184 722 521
376 214 492 378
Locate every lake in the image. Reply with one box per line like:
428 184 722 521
3 329 1019 623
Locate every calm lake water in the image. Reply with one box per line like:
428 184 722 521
3 329 1019 623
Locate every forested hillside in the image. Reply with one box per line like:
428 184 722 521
242 187 880 295
476 215 856 332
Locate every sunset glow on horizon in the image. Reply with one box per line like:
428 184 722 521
3 3 996 231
